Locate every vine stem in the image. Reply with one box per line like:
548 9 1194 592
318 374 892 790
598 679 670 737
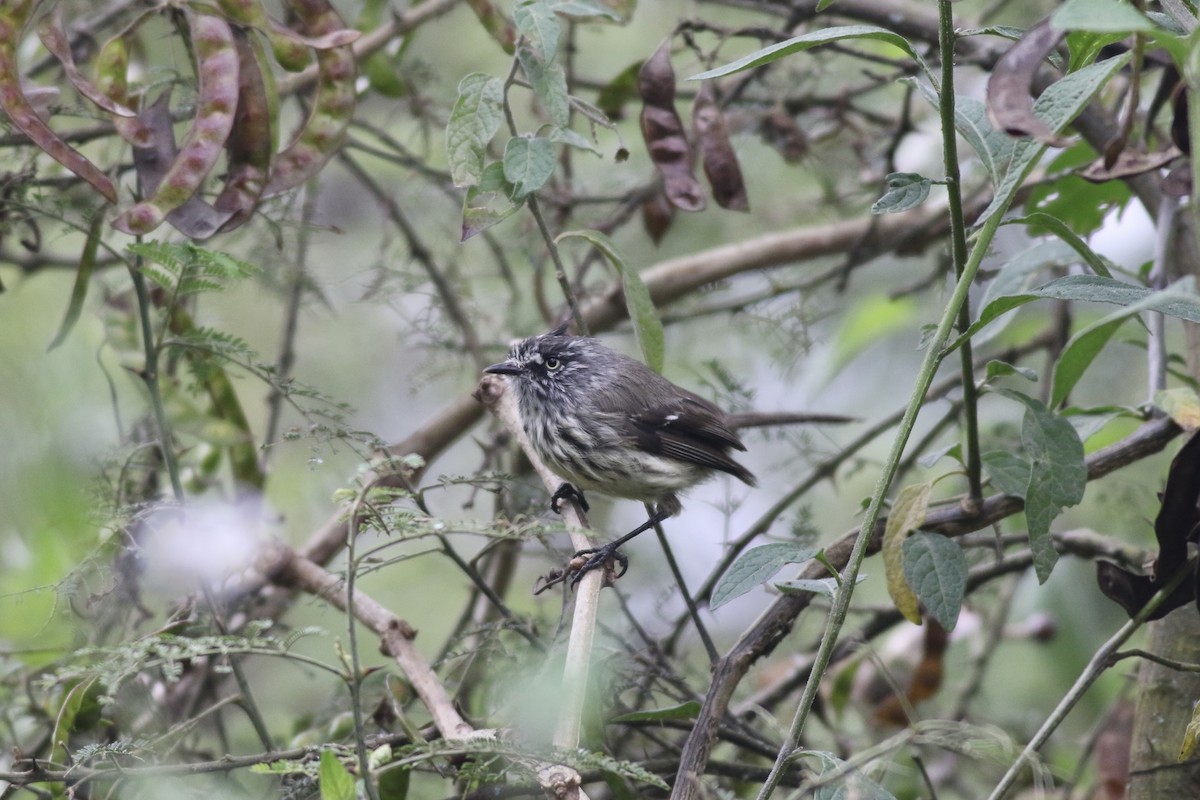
754 6 1001 792
937 0 983 506
128 255 185 504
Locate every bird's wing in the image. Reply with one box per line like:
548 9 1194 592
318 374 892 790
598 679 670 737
591 365 755 485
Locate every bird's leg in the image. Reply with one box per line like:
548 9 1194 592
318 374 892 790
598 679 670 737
550 482 589 513
568 505 672 587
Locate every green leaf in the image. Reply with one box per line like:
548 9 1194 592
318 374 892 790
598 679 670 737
1050 317 1129 408
708 542 816 610
871 172 933 214
982 450 1031 498
502 136 556 198
378 766 410 800
554 229 665 372
985 360 1039 382
548 125 600 154
950 274 1200 354
882 482 932 624
902 532 967 631
689 25 930 82
910 82 1013 187
548 0 622 21
1006 213 1114 278
48 213 103 351
1051 277 1200 407
1052 0 1157 34
446 73 504 187
609 700 701 723
917 442 962 469
974 53 1130 228
462 162 521 240
319 750 355 800
517 44 570 126
776 575 866 598
1001 390 1087 582
51 678 98 764
515 0 561 62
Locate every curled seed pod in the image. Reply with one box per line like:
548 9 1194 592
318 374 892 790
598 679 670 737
37 4 151 146
112 11 239 235
124 90 235 239
639 40 704 212
0 0 117 202
692 81 748 212
262 0 357 197
214 0 358 73
213 29 275 233
93 34 153 147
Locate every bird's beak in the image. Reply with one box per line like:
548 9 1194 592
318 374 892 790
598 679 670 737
484 361 523 376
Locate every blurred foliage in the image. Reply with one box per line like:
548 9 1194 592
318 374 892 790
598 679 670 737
1 0 1199 798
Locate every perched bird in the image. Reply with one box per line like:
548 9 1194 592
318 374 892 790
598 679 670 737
485 325 756 584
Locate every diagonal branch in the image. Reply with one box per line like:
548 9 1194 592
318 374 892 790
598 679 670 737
669 415 1181 798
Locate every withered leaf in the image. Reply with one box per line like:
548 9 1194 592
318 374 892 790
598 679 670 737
1096 428 1200 620
1079 147 1182 182
986 19 1071 146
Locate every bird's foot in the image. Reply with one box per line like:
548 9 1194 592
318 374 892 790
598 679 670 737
531 542 628 594
550 482 589 514
568 542 628 588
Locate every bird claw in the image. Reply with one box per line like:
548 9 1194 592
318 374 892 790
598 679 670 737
532 544 628 594
568 544 628 588
550 482 590 514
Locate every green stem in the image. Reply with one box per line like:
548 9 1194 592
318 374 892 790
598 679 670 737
128 258 185 504
754 199 1006 800
937 0 983 506
753 11 1007 783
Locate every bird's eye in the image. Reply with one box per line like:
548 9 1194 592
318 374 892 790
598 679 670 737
545 357 561 371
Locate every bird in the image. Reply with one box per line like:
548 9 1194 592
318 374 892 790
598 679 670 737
484 324 756 585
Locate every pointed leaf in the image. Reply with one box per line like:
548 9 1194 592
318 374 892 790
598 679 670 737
902 533 967 631
515 0 561 63
447 73 505 187
882 482 932 624
48 213 104 351
1006 212 1114 278
982 450 1032 497
555 229 665 371
689 25 930 82
461 161 520 240
319 750 354 800
708 542 816 610
502 135 556 198
871 172 933 214
610 701 701 723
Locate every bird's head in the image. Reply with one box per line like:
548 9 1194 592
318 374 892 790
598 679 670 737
485 326 607 407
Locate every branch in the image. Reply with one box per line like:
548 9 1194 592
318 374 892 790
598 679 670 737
671 415 1182 796
474 374 601 756
254 539 480 741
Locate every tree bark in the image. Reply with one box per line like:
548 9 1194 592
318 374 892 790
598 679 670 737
1129 211 1200 799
